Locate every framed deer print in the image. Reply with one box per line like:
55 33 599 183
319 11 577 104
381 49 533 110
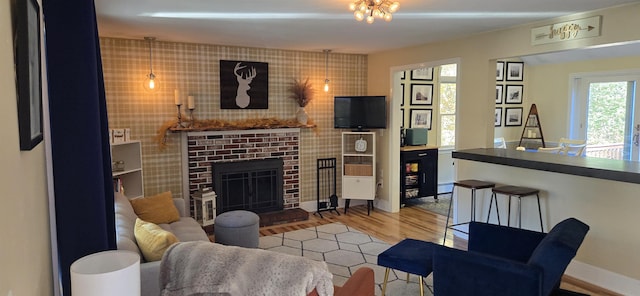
220 60 269 109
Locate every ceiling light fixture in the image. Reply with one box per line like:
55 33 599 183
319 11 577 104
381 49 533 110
143 37 158 91
349 0 400 24
323 49 331 92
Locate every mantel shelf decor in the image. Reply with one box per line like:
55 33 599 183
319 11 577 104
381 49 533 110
155 117 316 148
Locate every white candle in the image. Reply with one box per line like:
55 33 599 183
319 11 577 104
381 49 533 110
174 89 182 105
187 95 195 110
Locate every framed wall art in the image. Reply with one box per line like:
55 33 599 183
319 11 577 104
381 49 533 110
400 83 405 106
15 0 43 151
410 84 433 105
505 107 523 126
410 68 433 81
220 60 269 109
410 109 432 129
496 85 503 104
494 108 502 127
506 61 524 81
505 85 523 104
496 61 504 81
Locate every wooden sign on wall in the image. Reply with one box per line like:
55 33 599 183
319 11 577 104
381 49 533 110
531 16 601 46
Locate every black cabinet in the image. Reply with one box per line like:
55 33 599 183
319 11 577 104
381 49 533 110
400 147 438 205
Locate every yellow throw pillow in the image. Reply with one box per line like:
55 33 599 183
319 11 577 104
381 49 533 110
129 191 180 224
134 218 179 262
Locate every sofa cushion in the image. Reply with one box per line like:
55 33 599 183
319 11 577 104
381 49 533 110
114 192 141 255
135 218 179 262
130 191 180 224
158 217 211 242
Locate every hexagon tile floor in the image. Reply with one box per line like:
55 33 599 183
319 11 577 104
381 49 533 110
259 222 434 296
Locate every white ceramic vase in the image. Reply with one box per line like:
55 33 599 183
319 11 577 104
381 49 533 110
296 107 308 125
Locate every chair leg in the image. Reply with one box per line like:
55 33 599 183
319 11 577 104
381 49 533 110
471 188 476 221
518 196 523 228
381 268 390 296
443 186 456 245
536 193 544 232
419 276 424 296
486 192 501 225
406 273 410 283
507 195 512 227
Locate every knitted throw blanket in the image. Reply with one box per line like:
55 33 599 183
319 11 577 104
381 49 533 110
160 241 334 296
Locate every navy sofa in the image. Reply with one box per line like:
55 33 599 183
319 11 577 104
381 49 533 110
432 218 589 296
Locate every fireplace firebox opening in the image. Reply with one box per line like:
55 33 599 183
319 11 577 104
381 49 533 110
212 158 284 214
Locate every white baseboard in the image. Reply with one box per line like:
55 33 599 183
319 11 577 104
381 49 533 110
565 260 640 295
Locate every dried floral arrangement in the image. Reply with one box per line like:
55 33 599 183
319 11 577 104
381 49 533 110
155 118 312 149
288 78 314 107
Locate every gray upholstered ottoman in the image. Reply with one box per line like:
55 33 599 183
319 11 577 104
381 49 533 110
214 210 260 248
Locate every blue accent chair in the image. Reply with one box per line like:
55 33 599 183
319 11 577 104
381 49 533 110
432 218 589 296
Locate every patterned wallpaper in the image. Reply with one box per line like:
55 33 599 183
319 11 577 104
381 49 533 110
99 37 368 202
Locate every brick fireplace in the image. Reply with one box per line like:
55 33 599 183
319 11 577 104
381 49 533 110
181 128 300 215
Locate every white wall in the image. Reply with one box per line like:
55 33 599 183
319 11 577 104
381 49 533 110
0 0 53 295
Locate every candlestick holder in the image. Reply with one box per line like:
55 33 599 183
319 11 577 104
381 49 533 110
188 109 195 127
176 104 187 128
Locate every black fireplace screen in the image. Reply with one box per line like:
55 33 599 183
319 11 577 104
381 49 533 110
212 158 284 214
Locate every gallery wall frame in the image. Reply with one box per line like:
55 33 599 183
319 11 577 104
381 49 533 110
506 61 524 81
15 0 43 151
410 83 433 105
410 109 432 129
495 108 502 126
410 68 433 81
505 107 523 126
496 85 503 104
400 83 405 106
505 85 523 104
496 61 504 81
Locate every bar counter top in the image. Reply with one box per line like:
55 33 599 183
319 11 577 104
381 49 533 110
452 148 640 185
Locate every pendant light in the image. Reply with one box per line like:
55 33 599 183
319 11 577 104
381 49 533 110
143 37 159 91
323 49 331 92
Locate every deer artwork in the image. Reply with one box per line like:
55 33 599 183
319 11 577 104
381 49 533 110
234 62 257 108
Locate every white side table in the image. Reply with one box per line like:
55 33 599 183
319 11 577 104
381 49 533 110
192 190 217 226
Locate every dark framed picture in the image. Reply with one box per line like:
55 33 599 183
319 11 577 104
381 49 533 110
400 83 405 106
494 108 502 127
220 60 269 109
411 68 433 81
496 61 504 81
410 109 432 129
505 107 523 126
505 85 523 104
410 84 433 105
15 0 43 151
495 85 503 104
506 61 524 81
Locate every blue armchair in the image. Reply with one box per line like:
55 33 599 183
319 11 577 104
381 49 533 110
432 218 589 296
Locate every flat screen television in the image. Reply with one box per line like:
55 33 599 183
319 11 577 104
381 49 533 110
334 96 387 130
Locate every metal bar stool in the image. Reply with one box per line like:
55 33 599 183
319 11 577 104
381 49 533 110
443 180 496 242
488 185 544 231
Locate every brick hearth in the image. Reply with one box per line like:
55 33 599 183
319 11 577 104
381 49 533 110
182 128 300 213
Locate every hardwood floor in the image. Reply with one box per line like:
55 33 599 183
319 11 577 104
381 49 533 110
259 204 621 296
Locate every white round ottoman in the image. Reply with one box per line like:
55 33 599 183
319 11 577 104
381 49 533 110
214 210 260 248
